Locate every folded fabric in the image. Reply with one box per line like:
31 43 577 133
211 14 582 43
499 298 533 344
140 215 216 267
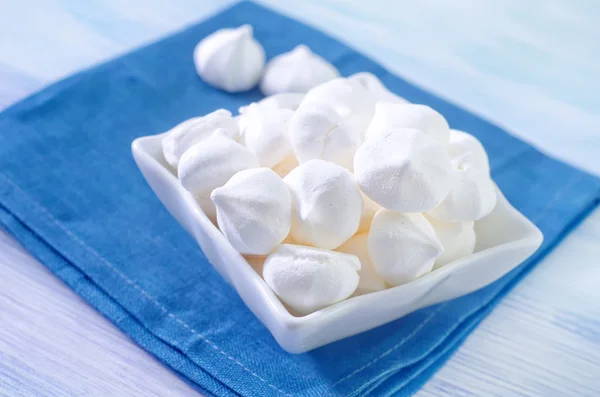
0 2 598 396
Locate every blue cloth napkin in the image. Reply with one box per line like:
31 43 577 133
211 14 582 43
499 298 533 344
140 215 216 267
0 2 599 396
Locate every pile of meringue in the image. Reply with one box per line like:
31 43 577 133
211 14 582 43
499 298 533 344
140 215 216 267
162 25 498 316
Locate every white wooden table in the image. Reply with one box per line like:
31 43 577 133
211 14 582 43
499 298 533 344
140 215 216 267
1 1 599 396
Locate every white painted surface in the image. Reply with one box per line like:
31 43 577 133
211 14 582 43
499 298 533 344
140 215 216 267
0 1 599 396
0 230 197 397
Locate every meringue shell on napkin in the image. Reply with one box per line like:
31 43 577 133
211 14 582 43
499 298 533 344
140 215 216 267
260 45 339 96
194 24 265 92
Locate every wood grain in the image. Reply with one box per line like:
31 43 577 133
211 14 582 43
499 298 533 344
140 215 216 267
0 1 598 396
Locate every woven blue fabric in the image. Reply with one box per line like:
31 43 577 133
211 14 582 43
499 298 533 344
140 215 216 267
1 2 599 396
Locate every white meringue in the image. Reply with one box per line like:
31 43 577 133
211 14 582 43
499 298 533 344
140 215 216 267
260 45 339 96
354 129 452 212
348 72 408 104
272 155 299 178
238 103 294 167
281 233 296 245
448 129 490 174
162 109 239 169
368 210 443 286
336 234 387 295
211 168 291 255
358 192 381 233
262 244 360 315
301 77 376 134
196 196 217 223
426 217 476 269
288 102 360 170
193 25 265 93
241 93 305 113
427 152 497 222
178 130 259 197
284 159 362 249
244 254 266 275
365 103 450 143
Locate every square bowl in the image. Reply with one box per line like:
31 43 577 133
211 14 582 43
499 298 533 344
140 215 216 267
132 133 543 353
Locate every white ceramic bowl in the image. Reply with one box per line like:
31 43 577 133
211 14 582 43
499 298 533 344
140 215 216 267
132 133 543 353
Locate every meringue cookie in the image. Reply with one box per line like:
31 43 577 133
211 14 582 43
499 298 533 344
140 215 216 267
178 130 259 197
448 129 490 175
348 72 408 104
301 77 376 134
368 210 443 286
336 234 387 295
272 155 299 178
365 103 450 143
284 159 362 249
244 255 266 275
426 217 476 269
358 192 381 233
211 168 291 255
196 196 217 223
288 103 361 170
427 152 497 222
262 244 360 315
238 103 294 167
281 233 296 245
162 109 239 169
193 24 265 92
354 128 452 212
260 45 339 96
241 93 305 114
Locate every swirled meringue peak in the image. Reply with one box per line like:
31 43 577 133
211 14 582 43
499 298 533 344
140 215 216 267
365 102 450 143
238 103 294 167
336 234 387 296
260 45 339 96
301 77 376 134
193 24 265 93
284 159 362 249
288 102 361 170
211 168 292 255
263 244 360 315
178 129 259 197
368 210 443 286
348 72 408 104
354 128 452 213
448 129 490 175
427 152 497 222
162 109 239 169
426 217 476 269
